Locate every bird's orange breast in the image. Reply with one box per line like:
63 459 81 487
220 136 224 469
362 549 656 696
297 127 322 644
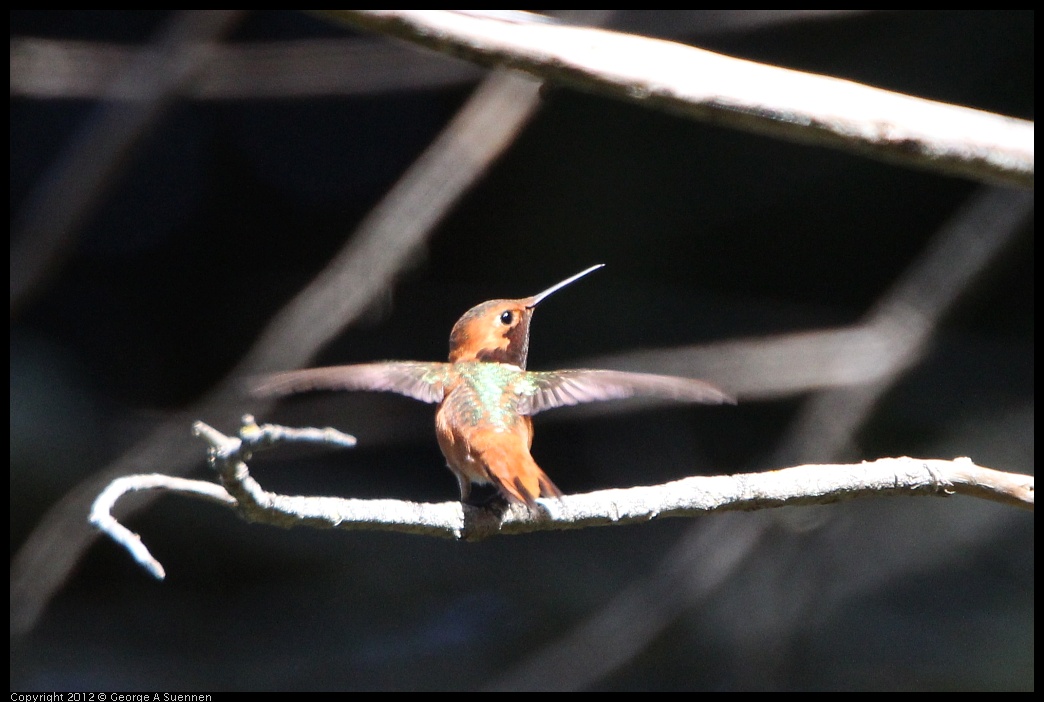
435 373 559 505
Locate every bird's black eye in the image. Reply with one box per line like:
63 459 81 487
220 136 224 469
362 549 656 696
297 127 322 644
500 310 514 325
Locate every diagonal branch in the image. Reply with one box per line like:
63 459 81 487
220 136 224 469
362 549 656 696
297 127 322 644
89 417 1034 580
327 10 1033 188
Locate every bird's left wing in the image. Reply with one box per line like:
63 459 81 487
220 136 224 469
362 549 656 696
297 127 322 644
516 369 734 415
251 362 448 404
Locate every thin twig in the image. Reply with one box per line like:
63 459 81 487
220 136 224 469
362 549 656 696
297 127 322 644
88 474 237 580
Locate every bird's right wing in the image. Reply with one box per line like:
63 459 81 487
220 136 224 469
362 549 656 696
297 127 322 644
250 362 449 404
517 369 734 415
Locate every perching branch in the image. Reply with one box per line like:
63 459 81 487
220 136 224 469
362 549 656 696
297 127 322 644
326 10 1033 188
90 416 1034 580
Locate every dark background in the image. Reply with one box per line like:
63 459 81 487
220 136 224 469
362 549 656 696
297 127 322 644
11 11 1033 690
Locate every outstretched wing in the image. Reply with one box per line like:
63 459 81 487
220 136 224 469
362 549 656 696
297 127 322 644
251 362 448 404
517 369 734 415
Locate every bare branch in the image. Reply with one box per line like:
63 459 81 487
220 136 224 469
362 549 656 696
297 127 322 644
90 418 1033 579
88 474 236 580
9 14 868 100
327 10 1033 188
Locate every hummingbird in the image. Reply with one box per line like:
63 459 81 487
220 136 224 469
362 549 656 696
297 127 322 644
253 265 733 507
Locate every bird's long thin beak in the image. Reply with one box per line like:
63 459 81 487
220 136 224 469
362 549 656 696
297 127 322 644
526 264 605 308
